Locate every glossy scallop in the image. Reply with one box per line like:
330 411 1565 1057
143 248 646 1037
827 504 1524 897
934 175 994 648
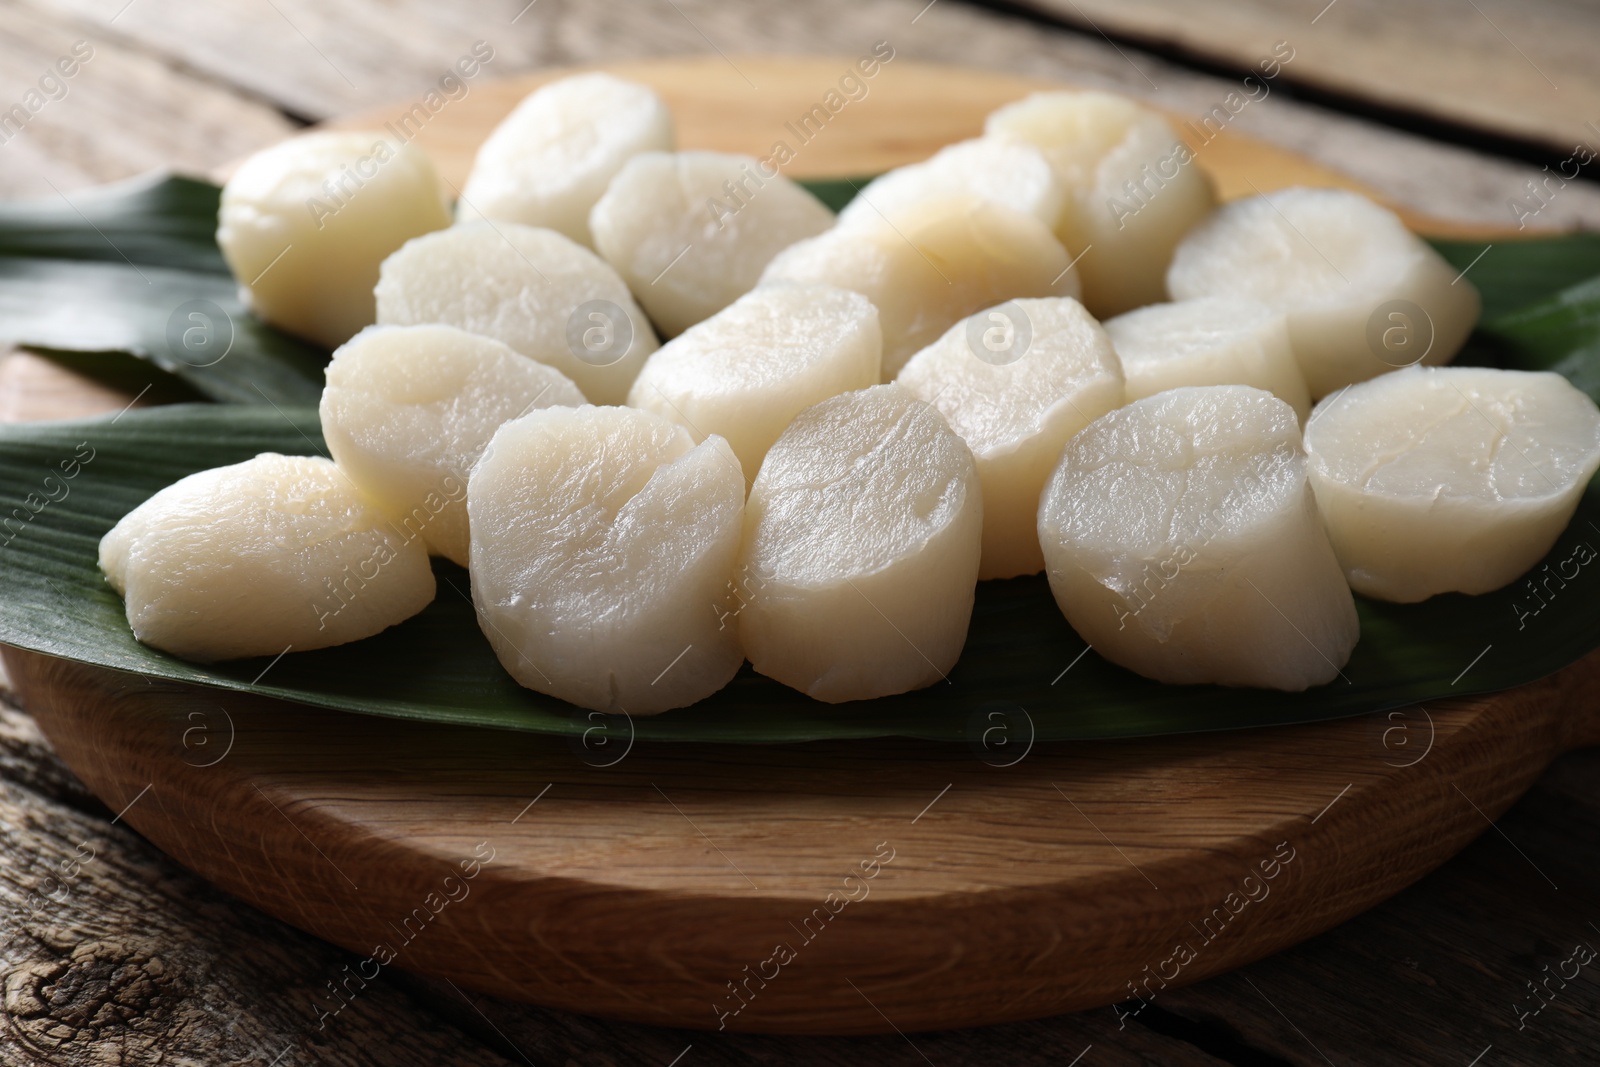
626 284 882 481
590 150 835 336
218 131 451 348
1038 385 1358 690
836 137 1065 232
986 90 1216 317
760 195 1080 378
1166 188 1480 398
1303 366 1600 602
320 324 585 566
1104 297 1311 421
738 384 983 703
467 405 746 714
99 454 436 662
374 221 658 405
458 72 674 246
896 297 1124 578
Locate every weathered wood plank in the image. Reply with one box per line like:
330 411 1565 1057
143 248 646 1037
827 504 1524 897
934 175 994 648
0 697 98 812
0 693 517 1067
1013 0 1594 157
0 0 296 199
10 0 1600 229
24 0 556 121
1150 748 1600 1065
403 966 1239 1066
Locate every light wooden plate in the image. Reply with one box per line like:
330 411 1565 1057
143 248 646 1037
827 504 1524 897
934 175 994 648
5 56 1592 1035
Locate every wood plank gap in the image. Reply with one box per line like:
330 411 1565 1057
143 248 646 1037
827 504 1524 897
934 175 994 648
964 0 1600 175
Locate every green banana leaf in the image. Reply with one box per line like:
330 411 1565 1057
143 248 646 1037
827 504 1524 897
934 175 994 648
0 173 1598 743
0 172 227 273
0 175 324 404
0 399 1594 743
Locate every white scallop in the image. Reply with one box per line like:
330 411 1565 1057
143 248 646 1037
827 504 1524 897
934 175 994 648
760 195 1080 378
1104 297 1311 421
986 90 1216 317
99 453 436 663
458 72 674 247
896 297 1124 579
590 150 836 337
835 137 1065 232
1303 366 1600 602
1038 385 1358 691
627 284 881 481
218 130 451 349
374 221 658 405
738 384 983 703
467 406 745 714
1166 187 1481 398
320 324 586 567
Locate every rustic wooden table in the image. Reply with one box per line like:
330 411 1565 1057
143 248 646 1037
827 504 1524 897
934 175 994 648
2 1 1598 1064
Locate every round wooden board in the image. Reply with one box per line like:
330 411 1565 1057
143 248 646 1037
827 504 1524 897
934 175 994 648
6 56 1594 1035
9 646 1600 1035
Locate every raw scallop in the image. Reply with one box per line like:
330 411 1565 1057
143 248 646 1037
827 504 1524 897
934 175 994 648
836 137 1064 232
896 297 1124 578
320 324 585 566
374 221 658 405
99 454 436 662
1303 366 1600 602
467 405 745 714
1038 385 1358 690
985 90 1216 317
738 384 983 702
1165 187 1480 398
458 72 674 246
1104 297 1310 421
627 284 881 481
218 131 451 349
590 150 835 336
760 195 1079 378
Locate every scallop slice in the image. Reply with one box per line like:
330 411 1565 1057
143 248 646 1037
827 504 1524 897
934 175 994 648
896 297 1123 579
627 284 881 481
985 90 1216 318
1304 366 1600 602
320 324 585 567
1166 188 1481 398
590 150 835 337
467 406 745 714
738 384 983 703
218 130 451 349
458 72 674 247
1039 386 1357 691
1104 297 1311 421
374 221 658 405
836 137 1065 232
98 454 436 663
760 195 1080 378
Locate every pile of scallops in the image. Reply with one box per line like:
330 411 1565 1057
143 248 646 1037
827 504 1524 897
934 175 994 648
101 73 1600 713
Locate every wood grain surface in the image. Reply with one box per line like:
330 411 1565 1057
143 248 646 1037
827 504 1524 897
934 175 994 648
323 54 1505 239
5 0 1600 230
0 698 516 1067
4 2 1600 1061
1013 0 1593 156
9 644 1600 1035
5 53 1600 1039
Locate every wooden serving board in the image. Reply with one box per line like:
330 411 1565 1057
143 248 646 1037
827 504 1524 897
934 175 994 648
4 56 1594 1035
